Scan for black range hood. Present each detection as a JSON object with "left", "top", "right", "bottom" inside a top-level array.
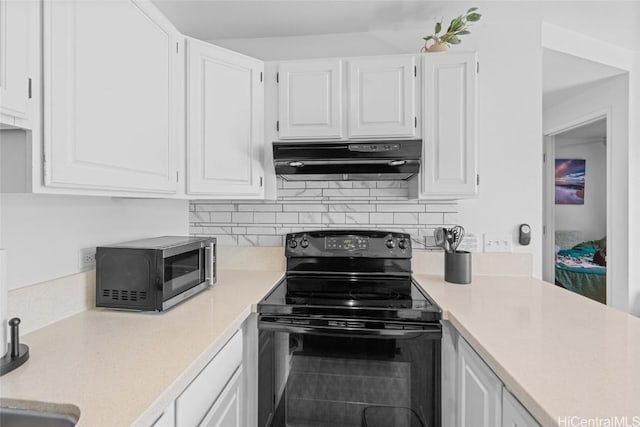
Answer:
[{"left": 273, "top": 139, "right": 422, "bottom": 181}]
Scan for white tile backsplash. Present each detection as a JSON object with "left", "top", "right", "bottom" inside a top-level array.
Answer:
[{"left": 190, "top": 179, "right": 458, "bottom": 249}]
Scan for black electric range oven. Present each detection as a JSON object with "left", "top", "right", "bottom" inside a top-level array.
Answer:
[{"left": 258, "top": 230, "right": 442, "bottom": 427}]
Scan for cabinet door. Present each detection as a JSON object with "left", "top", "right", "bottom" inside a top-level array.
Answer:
[
  {"left": 175, "top": 331, "right": 243, "bottom": 427},
  {"left": 200, "top": 367, "right": 243, "bottom": 427},
  {"left": 348, "top": 56, "right": 416, "bottom": 138},
  {"left": 458, "top": 335, "right": 502, "bottom": 427},
  {"left": 187, "top": 39, "right": 264, "bottom": 198},
  {"left": 0, "top": 0, "right": 32, "bottom": 128},
  {"left": 502, "top": 388, "right": 541, "bottom": 427},
  {"left": 441, "top": 322, "right": 458, "bottom": 427},
  {"left": 43, "top": 0, "right": 179, "bottom": 193},
  {"left": 421, "top": 53, "right": 477, "bottom": 198},
  {"left": 153, "top": 403, "right": 175, "bottom": 427},
  {"left": 278, "top": 60, "right": 343, "bottom": 139}
]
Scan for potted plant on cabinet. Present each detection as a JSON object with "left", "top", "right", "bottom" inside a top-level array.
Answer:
[{"left": 422, "top": 7, "right": 482, "bottom": 52}]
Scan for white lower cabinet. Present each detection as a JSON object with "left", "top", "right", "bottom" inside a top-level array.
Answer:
[
  {"left": 502, "top": 388, "right": 540, "bottom": 427},
  {"left": 175, "top": 331, "right": 243, "bottom": 426},
  {"left": 443, "top": 322, "right": 541, "bottom": 427},
  {"left": 152, "top": 403, "right": 175, "bottom": 427},
  {"left": 199, "top": 367, "right": 243, "bottom": 427},
  {"left": 458, "top": 334, "right": 502, "bottom": 427}
]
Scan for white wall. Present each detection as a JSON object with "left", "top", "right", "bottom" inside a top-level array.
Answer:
[
  {"left": 212, "top": 20, "right": 545, "bottom": 277},
  {"left": 554, "top": 140, "right": 607, "bottom": 242},
  {"left": 0, "top": 194, "right": 188, "bottom": 290},
  {"left": 544, "top": 75, "right": 629, "bottom": 313}
]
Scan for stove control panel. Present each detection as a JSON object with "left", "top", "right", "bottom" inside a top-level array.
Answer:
[{"left": 285, "top": 230, "right": 411, "bottom": 258}]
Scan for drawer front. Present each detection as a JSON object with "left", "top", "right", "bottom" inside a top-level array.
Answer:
[{"left": 176, "top": 330, "right": 243, "bottom": 426}]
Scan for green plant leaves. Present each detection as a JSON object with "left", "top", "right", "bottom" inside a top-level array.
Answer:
[
  {"left": 467, "top": 13, "right": 482, "bottom": 22},
  {"left": 467, "top": 7, "right": 478, "bottom": 13},
  {"left": 457, "top": 30, "right": 471, "bottom": 35},
  {"left": 423, "top": 36, "right": 434, "bottom": 41},
  {"left": 448, "top": 35, "right": 461, "bottom": 45},
  {"left": 435, "top": 21, "right": 442, "bottom": 33}
]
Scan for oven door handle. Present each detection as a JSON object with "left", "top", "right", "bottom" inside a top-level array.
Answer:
[{"left": 258, "top": 321, "right": 441, "bottom": 339}]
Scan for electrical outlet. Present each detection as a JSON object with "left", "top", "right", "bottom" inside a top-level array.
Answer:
[
  {"left": 79, "top": 247, "right": 96, "bottom": 270},
  {"left": 483, "top": 234, "right": 513, "bottom": 253}
]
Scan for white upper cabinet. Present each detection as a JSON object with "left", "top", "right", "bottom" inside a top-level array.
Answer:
[
  {"left": 0, "top": 0, "right": 33, "bottom": 128},
  {"left": 347, "top": 56, "right": 416, "bottom": 138},
  {"left": 187, "top": 39, "right": 264, "bottom": 198},
  {"left": 43, "top": 0, "right": 180, "bottom": 194},
  {"left": 277, "top": 60, "right": 343, "bottom": 139},
  {"left": 420, "top": 52, "right": 478, "bottom": 199},
  {"left": 458, "top": 335, "right": 502, "bottom": 427}
]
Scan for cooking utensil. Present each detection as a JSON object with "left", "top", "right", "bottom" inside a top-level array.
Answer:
[
  {"left": 450, "top": 225, "right": 465, "bottom": 252},
  {"left": 434, "top": 227, "right": 446, "bottom": 250}
]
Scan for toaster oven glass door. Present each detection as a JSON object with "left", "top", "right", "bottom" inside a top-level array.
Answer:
[{"left": 164, "top": 249, "right": 205, "bottom": 299}]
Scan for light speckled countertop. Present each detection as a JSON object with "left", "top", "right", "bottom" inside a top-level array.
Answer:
[
  {"left": 0, "top": 269, "right": 284, "bottom": 427},
  {"left": 415, "top": 273, "right": 640, "bottom": 427},
  {"left": 2, "top": 263, "right": 639, "bottom": 427}
]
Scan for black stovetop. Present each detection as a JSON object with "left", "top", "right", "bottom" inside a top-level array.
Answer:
[{"left": 258, "top": 230, "right": 441, "bottom": 322}]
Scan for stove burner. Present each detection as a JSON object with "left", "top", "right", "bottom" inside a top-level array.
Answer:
[{"left": 348, "top": 286, "right": 400, "bottom": 301}]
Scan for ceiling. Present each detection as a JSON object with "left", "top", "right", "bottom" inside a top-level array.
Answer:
[
  {"left": 556, "top": 118, "right": 606, "bottom": 143},
  {"left": 542, "top": 48, "right": 627, "bottom": 107},
  {"left": 152, "top": 1, "right": 640, "bottom": 49}
]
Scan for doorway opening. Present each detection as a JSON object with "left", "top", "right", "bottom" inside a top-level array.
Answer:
[{"left": 543, "top": 117, "right": 607, "bottom": 304}]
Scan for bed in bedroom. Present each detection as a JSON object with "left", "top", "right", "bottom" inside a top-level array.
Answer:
[{"left": 555, "top": 236, "right": 607, "bottom": 304}]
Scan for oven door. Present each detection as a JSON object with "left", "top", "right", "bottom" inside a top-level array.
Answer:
[{"left": 258, "top": 316, "right": 441, "bottom": 427}]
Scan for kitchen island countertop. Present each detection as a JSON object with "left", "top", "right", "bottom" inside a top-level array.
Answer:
[
  {"left": 2, "top": 264, "right": 639, "bottom": 427},
  {"left": 0, "top": 269, "right": 284, "bottom": 427},
  {"left": 414, "top": 273, "right": 640, "bottom": 427}
]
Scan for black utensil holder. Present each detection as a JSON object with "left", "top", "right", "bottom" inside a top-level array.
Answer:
[{"left": 444, "top": 251, "right": 472, "bottom": 284}]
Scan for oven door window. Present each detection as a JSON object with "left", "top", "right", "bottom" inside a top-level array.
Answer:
[
  {"left": 163, "top": 249, "right": 204, "bottom": 299},
  {"left": 260, "top": 327, "right": 440, "bottom": 427}
]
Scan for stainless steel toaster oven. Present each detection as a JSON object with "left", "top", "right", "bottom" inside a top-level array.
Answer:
[{"left": 96, "top": 236, "right": 216, "bottom": 311}]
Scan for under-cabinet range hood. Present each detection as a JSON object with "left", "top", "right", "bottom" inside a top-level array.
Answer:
[{"left": 273, "top": 139, "right": 422, "bottom": 181}]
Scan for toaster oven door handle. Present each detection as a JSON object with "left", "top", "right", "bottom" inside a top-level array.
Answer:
[{"left": 205, "top": 241, "right": 216, "bottom": 285}]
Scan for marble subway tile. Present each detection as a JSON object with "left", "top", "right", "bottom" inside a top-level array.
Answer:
[
  {"left": 419, "top": 212, "right": 444, "bottom": 224},
  {"left": 377, "top": 204, "right": 425, "bottom": 212},
  {"left": 276, "top": 212, "right": 299, "bottom": 223},
  {"left": 394, "top": 212, "right": 419, "bottom": 225},
  {"left": 322, "top": 188, "right": 369, "bottom": 197},
  {"left": 254, "top": 212, "right": 277, "bottom": 223},
  {"left": 328, "top": 204, "right": 376, "bottom": 212},
  {"left": 370, "top": 212, "right": 394, "bottom": 224},
  {"left": 195, "top": 203, "right": 237, "bottom": 212},
  {"left": 238, "top": 204, "right": 282, "bottom": 212},
  {"left": 277, "top": 188, "right": 323, "bottom": 198},
  {"left": 231, "top": 212, "right": 254, "bottom": 223},
  {"left": 189, "top": 211, "right": 210, "bottom": 223},
  {"left": 283, "top": 204, "right": 328, "bottom": 212},
  {"left": 210, "top": 212, "right": 232, "bottom": 223},
  {"left": 321, "top": 212, "right": 346, "bottom": 224},
  {"left": 345, "top": 212, "right": 369, "bottom": 224},
  {"left": 258, "top": 235, "right": 284, "bottom": 246},
  {"left": 281, "top": 180, "right": 305, "bottom": 189},
  {"left": 299, "top": 212, "right": 323, "bottom": 223},
  {"left": 328, "top": 181, "right": 354, "bottom": 188},
  {"left": 370, "top": 188, "right": 409, "bottom": 197}
]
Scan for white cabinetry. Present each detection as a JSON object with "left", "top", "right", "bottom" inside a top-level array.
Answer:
[
  {"left": 347, "top": 56, "right": 416, "bottom": 138},
  {"left": 420, "top": 52, "right": 477, "bottom": 199},
  {"left": 444, "top": 324, "right": 542, "bottom": 427},
  {"left": 200, "top": 367, "right": 243, "bottom": 427},
  {"left": 458, "top": 333, "right": 503, "bottom": 427},
  {"left": 43, "top": 0, "right": 180, "bottom": 194},
  {"left": 0, "top": 0, "right": 33, "bottom": 128},
  {"left": 277, "top": 60, "right": 343, "bottom": 139},
  {"left": 502, "top": 388, "right": 540, "bottom": 427},
  {"left": 152, "top": 403, "right": 175, "bottom": 427},
  {"left": 175, "top": 331, "right": 243, "bottom": 426},
  {"left": 187, "top": 39, "right": 264, "bottom": 198}
]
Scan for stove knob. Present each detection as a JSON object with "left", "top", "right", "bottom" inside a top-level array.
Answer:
[
  {"left": 398, "top": 239, "right": 408, "bottom": 250},
  {"left": 386, "top": 239, "right": 395, "bottom": 249},
  {"left": 300, "top": 239, "right": 309, "bottom": 249},
  {"left": 289, "top": 239, "right": 298, "bottom": 249}
]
